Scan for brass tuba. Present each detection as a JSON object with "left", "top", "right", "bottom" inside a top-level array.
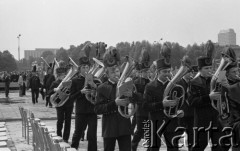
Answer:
[
  {"left": 210, "top": 47, "right": 236, "bottom": 120},
  {"left": 81, "top": 57, "right": 105, "bottom": 104},
  {"left": 163, "top": 56, "right": 192, "bottom": 118},
  {"left": 116, "top": 57, "right": 138, "bottom": 118},
  {"left": 50, "top": 57, "right": 79, "bottom": 107}
]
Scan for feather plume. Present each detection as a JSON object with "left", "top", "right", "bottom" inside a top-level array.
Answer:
[
  {"left": 96, "top": 42, "right": 107, "bottom": 60},
  {"left": 160, "top": 43, "right": 171, "bottom": 62},
  {"left": 58, "top": 60, "right": 65, "bottom": 67},
  {"left": 181, "top": 55, "right": 192, "bottom": 68},
  {"left": 103, "top": 47, "right": 120, "bottom": 67},
  {"left": 81, "top": 42, "right": 92, "bottom": 58},
  {"left": 205, "top": 40, "right": 215, "bottom": 59},
  {"left": 222, "top": 47, "right": 237, "bottom": 62},
  {"left": 139, "top": 48, "right": 150, "bottom": 63}
]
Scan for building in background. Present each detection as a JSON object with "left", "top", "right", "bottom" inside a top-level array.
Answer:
[
  {"left": 218, "top": 29, "right": 236, "bottom": 46},
  {"left": 24, "top": 48, "right": 58, "bottom": 60}
]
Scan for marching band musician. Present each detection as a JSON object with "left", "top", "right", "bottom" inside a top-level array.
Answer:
[
  {"left": 131, "top": 48, "right": 150, "bottom": 151},
  {"left": 188, "top": 55, "right": 227, "bottom": 151},
  {"left": 43, "top": 63, "right": 55, "bottom": 108},
  {"left": 94, "top": 47, "right": 132, "bottom": 151},
  {"left": 48, "top": 63, "right": 74, "bottom": 143},
  {"left": 70, "top": 56, "right": 98, "bottom": 151},
  {"left": 143, "top": 43, "right": 183, "bottom": 151},
  {"left": 220, "top": 48, "right": 240, "bottom": 151},
  {"left": 177, "top": 64, "right": 194, "bottom": 150}
]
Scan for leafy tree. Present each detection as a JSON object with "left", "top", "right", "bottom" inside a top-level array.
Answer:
[
  {"left": 0, "top": 50, "right": 17, "bottom": 72},
  {"left": 41, "top": 51, "right": 55, "bottom": 59},
  {"left": 56, "top": 47, "right": 69, "bottom": 63},
  {"left": 171, "top": 42, "right": 186, "bottom": 68}
]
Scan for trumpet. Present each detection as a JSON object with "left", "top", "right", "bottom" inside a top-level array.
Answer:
[
  {"left": 163, "top": 56, "right": 192, "bottom": 118},
  {"left": 116, "top": 57, "right": 138, "bottom": 118},
  {"left": 50, "top": 57, "right": 79, "bottom": 107},
  {"left": 81, "top": 58, "right": 105, "bottom": 104}
]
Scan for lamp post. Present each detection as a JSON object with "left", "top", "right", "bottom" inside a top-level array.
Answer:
[{"left": 17, "top": 34, "right": 21, "bottom": 61}]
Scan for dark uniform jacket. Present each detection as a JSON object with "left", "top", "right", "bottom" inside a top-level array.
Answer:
[
  {"left": 43, "top": 74, "right": 55, "bottom": 90},
  {"left": 48, "top": 79, "right": 74, "bottom": 107},
  {"left": 143, "top": 79, "right": 178, "bottom": 132},
  {"left": 134, "top": 77, "right": 150, "bottom": 117},
  {"left": 94, "top": 80, "right": 131, "bottom": 138},
  {"left": 69, "top": 75, "right": 95, "bottom": 114},
  {"left": 222, "top": 79, "right": 240, "bottom": 126},
  {"left": 177, "top": 78, "right": 194, "bottom": 117},
  {"left": 188, "top": 75, "right": 219, "bottom": 127}
]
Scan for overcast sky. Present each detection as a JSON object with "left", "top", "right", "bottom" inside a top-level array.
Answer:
[{"left": 0, "top": 0, "right": 239, "bottom": 60}]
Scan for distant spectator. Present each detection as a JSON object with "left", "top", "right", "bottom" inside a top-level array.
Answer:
[
  {"left": 43, "top": 67, "right": 55, "bottom": 108},
  {"left": 3, "top": 72, "right": 11, "bottom": 98},
  {"left": 29, "top": 66, "right": 41, "bottom": 104},
  {"left": 22, "top": 73, "right": 26, "bottom": 96},
  {"left": 18, "top": 73, "right": 23, "bottom": 97}
]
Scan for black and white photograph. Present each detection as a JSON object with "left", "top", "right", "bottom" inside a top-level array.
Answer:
[{"left": 0, "top": 0, "right": 240, "bottom": 151}]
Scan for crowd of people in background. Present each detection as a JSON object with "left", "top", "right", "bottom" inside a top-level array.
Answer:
[{"left": 0, "top": 70, "right": 44, "bottom": 99}]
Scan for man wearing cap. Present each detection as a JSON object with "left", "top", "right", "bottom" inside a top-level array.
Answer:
[
  {"left": 43, "top": 66, "right": 55, "bottom": 108},
  {"left": 95, "top": 47, "right": 131, "bottom": 151},
  {"left": 70, "top": 56, "right": 98, "bottom": 150},
  {"left": 143, "top": 44, "right": 183, "bottom": 151},
  {"left": 131, "top": 48, "right": 151, "bottom": 151},
  {"left": 48, "top": 65, "right": 74, "bottom": 143},
  {"left": 29, "top": 65, "right": 41, "bottom": 104},
  {"left": 188, "top": 56, "right": 226, "bottom": 151}
]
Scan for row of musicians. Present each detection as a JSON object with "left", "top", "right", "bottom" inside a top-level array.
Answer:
[{"left": 46, "top": 55, "right": 240, "bottom": 151}]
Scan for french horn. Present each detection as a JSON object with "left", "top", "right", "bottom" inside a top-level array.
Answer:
[{"left": 163, "top": 56, "right": 192, "bottom": 118}]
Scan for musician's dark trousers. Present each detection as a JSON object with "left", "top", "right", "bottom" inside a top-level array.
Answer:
[
  {"left": 104, "top": 135, "right": 131, "bottom": 151},
  {"left": 179, "top": 116, "right": 194, "bottom": 150},
  {"left": 191, "top": 125, "right": 229, "bottom": 151},
  {"left": 232, "top": 122, "right": 240, "bottom": 151},
  {"left": 56, "top": 105, "right": 73, "bottom": 142},
  {"left": 147, "top": 119, "right": 180, "bottom": 151},
  {"left": 131, "top": 114, "right": 137, "bottom": 134},
  {"left": 31, "top": 89, "right": 39, "bottom": 104},
  {"left": 131, "top": 116, "right": 148, "bottom": 151},
  {"left": 5, "top": 84, "right": 9, "bottom": 97},
  {"left": 71, "top": 113, "right": 97, "bottom": 150},
  {"left": 45, "top": 88, "right": 52, "bottom": 107}
]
